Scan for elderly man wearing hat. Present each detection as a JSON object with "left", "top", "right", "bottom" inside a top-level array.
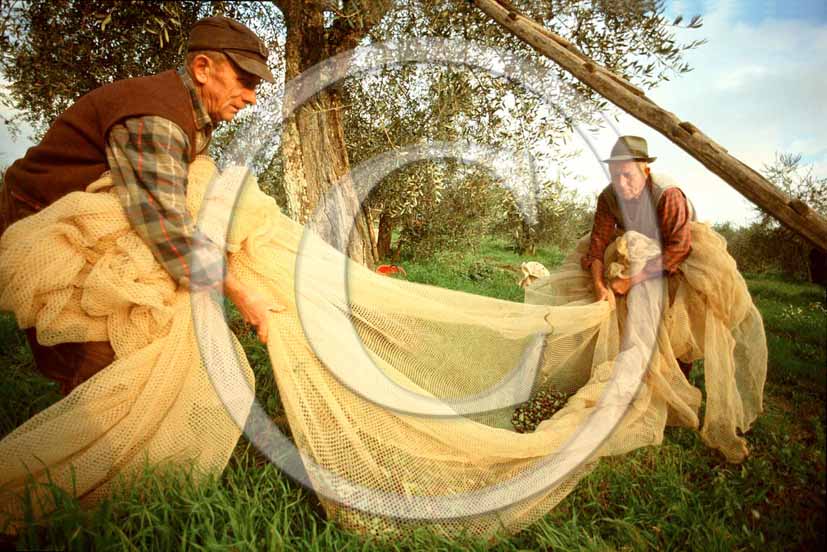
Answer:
[
  {"left": 0, "top": 16, "right": 279, "bottom": 395},
  {"left": 582, "top": 136, "right": 696, "bottom": 371},
  {"left": 582, "top": 136, "right": 696, "bottom": 298}
]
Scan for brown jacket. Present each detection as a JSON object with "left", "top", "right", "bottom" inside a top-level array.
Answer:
[{"left": 3, "top": 70, "right": 198, "bottom": 217}]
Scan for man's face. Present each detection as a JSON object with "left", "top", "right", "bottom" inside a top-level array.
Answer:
[
  {"left": 609, "top": 160, "right": 649, "bottom": 200},
  {"left": 196, "top": 55, "right": 260, "bottom": 124}
]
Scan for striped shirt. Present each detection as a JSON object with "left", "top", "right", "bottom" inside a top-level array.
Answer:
[
  {"left": 105, "top": 67, "right": 224, "bottom": 289},
  {"left": 581, "top": 186, "right": 692, "bottom": 275}
]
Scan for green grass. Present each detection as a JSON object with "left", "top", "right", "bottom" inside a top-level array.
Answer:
[
  {"left": 0, "top": 239, "right": 824, "bottom": 550},
  {"left": 744, "top": 275, "right": 826, "bottom": 391},
  {"left": 399, "top": 236, "right": 566, "bottom": 302}
]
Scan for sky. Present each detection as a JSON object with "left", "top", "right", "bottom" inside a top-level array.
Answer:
[
  {"left": 562, "top": 0, "right": 827, "bottom": 226},
  {"left": 1, "top": 0, "right": 825, "bottom": 227}
]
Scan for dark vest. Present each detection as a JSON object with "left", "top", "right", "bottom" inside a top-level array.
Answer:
[
  {"left": 4, "top": 70, "right": 198, "bottom": 212},
  {"left": 598, "top": 174, "right": 696, "bottom": 240}
]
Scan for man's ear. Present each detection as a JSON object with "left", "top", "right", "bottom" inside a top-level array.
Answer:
[{"left": 190, "top": 54, "right": 211, "bottom": 85}]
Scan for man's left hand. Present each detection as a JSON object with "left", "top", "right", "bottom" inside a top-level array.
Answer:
[
  {"left": 235, "top": 289, "right": 285, "bottom": 343},
  {"left": 223, "top": 273, "right": 285, "bottom": 344}
]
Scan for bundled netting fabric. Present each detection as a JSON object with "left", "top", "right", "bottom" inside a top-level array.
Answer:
[{"left": 0, "top": 158, "right": 766, "bottom": 537}]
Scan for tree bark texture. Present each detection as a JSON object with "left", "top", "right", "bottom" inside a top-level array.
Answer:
[
  {"left": 474, "top": 0, "right": 827, "bottom": 253},
  {"left": 279, "top": 1, "right": 377, "bottom": 267},
  {"left": 517, "top": 219, "right": 536, "bottom": 255},
  {"left": 377, "top": 211, "right": 394, "bottom": 260}
]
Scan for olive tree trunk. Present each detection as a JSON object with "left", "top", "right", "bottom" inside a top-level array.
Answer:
[
  {"left": 376, "top": 211, "right": 395, "bottom": 260},
  {"left": 278, "top": 0, "right": 389, "bottom": 267}
]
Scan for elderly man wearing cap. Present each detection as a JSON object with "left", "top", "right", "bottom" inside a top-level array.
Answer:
[{"left": 0, "top": 16, "right": 278, "bottom": 395}]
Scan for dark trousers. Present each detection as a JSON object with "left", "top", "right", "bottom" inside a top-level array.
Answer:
[
  {"left": 1, "top": 180, "right": 115, "bottom": 395},
  {"left": 24, "top": 329, "right": 115, "bottom": 395}
]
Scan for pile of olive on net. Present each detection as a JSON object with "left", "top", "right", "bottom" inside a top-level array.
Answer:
[{"left": 511, "top": 388, "right": 572, "bottom": 433}]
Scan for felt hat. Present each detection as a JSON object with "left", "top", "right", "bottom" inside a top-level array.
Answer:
[{"left": 602, "top": 135, "right": 657, "bottom": 163}]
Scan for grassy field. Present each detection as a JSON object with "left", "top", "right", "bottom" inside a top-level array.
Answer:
[{"left": 0, "top": 237, "right": 824, "bottom": 550}]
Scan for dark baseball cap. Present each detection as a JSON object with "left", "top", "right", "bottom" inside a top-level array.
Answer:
[{"left": 188, "top": 16, "right": 274, "bottom": 83}]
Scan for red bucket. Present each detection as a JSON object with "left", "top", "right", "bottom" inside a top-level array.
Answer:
[{"left": 375, "top": 264, "right": 407, "bottom": 278}]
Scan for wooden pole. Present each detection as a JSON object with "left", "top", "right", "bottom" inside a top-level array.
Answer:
[{"left": 473, "top": 0, "right": 827, "bottom": 253}]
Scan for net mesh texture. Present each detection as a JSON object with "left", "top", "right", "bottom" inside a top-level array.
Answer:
[{"left": 0, "top": 158, "right": 767, "bottom": 537}]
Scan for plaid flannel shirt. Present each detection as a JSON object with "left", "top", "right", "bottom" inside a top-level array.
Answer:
[
  {"left": 106, "top": 67, "right": 224, "bottom": 289},
  {"left": 581, "top": 186, "right": 692, "bottom": 275}
]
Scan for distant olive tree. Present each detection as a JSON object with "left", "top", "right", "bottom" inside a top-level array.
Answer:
[
  {"left": 343, "top": 0, "right": 705, "bottom": 260},
  {"left": 718, "top": 153, "right": 827, "bottom": 282}
]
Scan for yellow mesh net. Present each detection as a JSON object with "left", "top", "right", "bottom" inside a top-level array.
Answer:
[{"left": 0, "top": 158, "right": 767, "bottom": 537}]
